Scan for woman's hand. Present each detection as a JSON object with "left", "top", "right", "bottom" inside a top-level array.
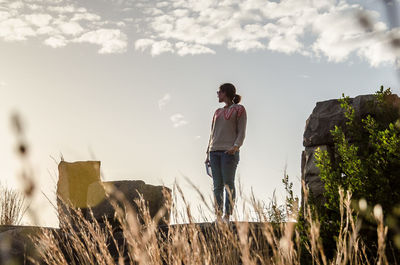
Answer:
[{"left": 225, "top": 146, "right": 239, "bottom": 155}]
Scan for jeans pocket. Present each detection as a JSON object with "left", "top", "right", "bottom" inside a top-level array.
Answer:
[
  {"left": 235, "top": 151, "right": 240, "bottom": 163},
  {"left": 225, "top": 152, "right": 238, "bottom": 164}
]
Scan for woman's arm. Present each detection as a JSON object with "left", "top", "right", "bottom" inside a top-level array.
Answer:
[
  {"left": 233, "top": 105, "right": 247, "bottom": 148},
  {"left": 206, "top": 111, "right": 216, "bottom": 156}
]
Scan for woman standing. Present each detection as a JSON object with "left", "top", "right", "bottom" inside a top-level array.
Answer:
[{"left": 205, "top": 83, "right": 247, "bottom": 223}]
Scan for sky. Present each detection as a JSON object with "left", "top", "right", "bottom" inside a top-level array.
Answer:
[{"left": 1, "top": 0, "right": 400, "bottom": 227}]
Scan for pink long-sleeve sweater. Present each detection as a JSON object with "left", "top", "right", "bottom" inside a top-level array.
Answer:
[{"left": 206, "top": 103, "right": 247, "bottom": 155}]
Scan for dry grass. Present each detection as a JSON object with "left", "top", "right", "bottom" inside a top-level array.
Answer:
[
  {"left": 24, "top": 179, "right": 393, "bottom": 265},
  {"left": 0, "top": 184, "right": 27, "bottom": 225},
  {"left": 6, "top": 112, "right": 394, "bottom": 264}
]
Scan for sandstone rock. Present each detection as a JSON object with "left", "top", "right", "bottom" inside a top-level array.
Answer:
[
  {"left": 303, "top": 94, "right": 400, "bottom": 147},
  {"left": 301, "top": 93, "right": 400, "bottom": 206},
  {"left": 304, "top": 175, "right": 326, "bottom": 203},
  {"left": 0, "top": 225, "right": 20, "bottom": 233},
  {"left": 57, "top": 160, "right": 102, "bottom": 209},
  {"left": 303, "top": 98, "right": 346, "bottom": 147},
  {"left": 301, "top": 145, "right": 331, "bottom": 205},
  {"left": 0, "top": 226, "right": 44, "bottom": 264},
  {"left": 57, "top": 160, "right": 103, "bottom": 229},
  {"left": 302, "top": 145, "right": 328, "bottom": 177},
  {"left": 57, "top": 161, "right": 172, "bottom": 228},
  {"left": 0, "top": 223, "right": 276, "bottom": 265},
  {"left": 86, "top": 180, "right": 172, "bottom": 227}
]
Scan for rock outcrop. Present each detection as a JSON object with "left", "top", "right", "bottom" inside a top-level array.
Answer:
[
  {"left": 57, "top": 160, "right": 103, "bottom": 228},
  {"left": 301, "top": 94, "right": 400, "bottom": 205},
  {"left": 87, "top": 180, "right": 171, "bottom": 227},
  {"left": 0, "top": 226, "right": 51, "bottom": 265},
  {"left": 57, "top": 160, "right": 172, "bottom": 228},
  {"left": 0, "top": 222, "right": 272, "bottom": 264}
]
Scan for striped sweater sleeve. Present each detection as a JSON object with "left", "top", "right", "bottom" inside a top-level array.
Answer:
[
  {"left": 233, "top": 105, "right": 247, "bottom": 148},
  {"left": 206, "top": 111, "right": 216, "bottom": 155}
]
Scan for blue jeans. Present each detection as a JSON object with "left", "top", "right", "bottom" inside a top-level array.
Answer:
[{"left": 209, "top": 150, "right": 240, "bottom": 216}]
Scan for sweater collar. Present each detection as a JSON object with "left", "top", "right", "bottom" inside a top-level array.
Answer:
[{"left": 223, "top": 103, "right": 236, "bottom": 109}]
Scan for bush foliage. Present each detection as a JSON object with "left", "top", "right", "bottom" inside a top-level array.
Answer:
[{"left": 308, "top": 86, "right": 400, "bottom": 259}]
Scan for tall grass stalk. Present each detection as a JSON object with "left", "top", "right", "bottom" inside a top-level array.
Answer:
[
  {"left": 27, "top": 177, "right": 392, "bottom": 265},
  {"left": 0, "top": 184, "right": 26, "bottom": 225}
]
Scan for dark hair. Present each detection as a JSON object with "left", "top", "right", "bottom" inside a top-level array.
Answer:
[{"left": 219, "top": 83, "right": 242, "bottom": 104}]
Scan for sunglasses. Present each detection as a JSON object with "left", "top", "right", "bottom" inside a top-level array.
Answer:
[{"left": 217, "top": 91, "right": 223, "bottom": 94}]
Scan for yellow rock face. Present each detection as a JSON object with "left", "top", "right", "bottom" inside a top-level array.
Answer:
[
  {"left": 86, "top": 181, "right": 107, "bottom": 208},
  {"left": 57, "top": 161, "right": 102, "bottom": 208}
]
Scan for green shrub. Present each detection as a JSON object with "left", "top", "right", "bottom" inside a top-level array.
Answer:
[{"left": 305, "top": 86, "right": 400, "bottom": 260}]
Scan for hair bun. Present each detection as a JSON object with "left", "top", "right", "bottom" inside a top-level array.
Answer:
[{"left": 233, "top": 93, "right": 241, "bottom": 104}]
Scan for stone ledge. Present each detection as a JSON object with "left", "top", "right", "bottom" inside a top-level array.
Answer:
[{"left": 0, "top": 222, "right": 283, "bottom": 264}]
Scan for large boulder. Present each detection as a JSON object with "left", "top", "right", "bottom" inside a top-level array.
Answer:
[
  {"left": 57, "top": 161, "right": 172, "bottom": 228},
  {"left": 301, "top": 145, "right": 332, "bottom": 206},
  {"left": 303, "top": 98, "right": 347, "bottom": 147},
  {"left": 57, "top": 160, "right": 103, "bottom": 228},
  {"left": 0, "top": 226, "right": 47, "bottom": 264},
  {"left": 57, "top": 160, "right": 102, "bottom": 208},
  {"left": 301, "top": 93, "right": 400, "bottom": 205},
  {"left": 0, "top": 223, "right": 274, "bottom": 265},
  {"left": 303, "top": 94, "right": 400, "bottom": 147},
  {"left": 86, "top": 180, "right": 172, "bottom": 227}
]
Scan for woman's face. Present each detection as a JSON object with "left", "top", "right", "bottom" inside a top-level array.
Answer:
[{"left": 217, "top": 89, "right": 225, "bottom": 102}]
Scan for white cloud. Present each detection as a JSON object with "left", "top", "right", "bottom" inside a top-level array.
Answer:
[
  {"left": 0, "top": 11, "right": 10, "bottom": 21},
  {"left": 123, "top": 17, "right": 134, "bottom": 23},
  {"left": 156, "top": 2, "right": 169, "bottom": 8},
  {"left": 170, "top": 113, "right": 188, "bottom": 128},
  {"left": 115, "top": 21, "right": 126, "bottom": 27},
  {"left": 0, "top": 18, "right": 36, "bottom": 41},
  {"left": 143, "top": 7, "right": 164, "bottom": 16},
  {"left": 8, "top": 1, "right": 24, "bottom": 9},
  {"left": 158, "top": 93, "right": 171, "bottom": 110},
  {"left": 36, "top": 0, "right": 64, "bottom": 3},
  {"left": 26, "top": 4, "right": 43, "bottom": 11},
  {"left": 175, "top": 42, "right": 215, "bottom": 55},
  {"left": 227, "top": 40, "right": 265, "bottom": 52},
  {"left": 0, "top": 0, "right": 398, "bottom": 64},
  {"left": 47, "top": 5, "right": 76, "bottom": 14},
  {"left": 133, "top": 0, "right": 318, "bottom": 56},
  {"left": 57, "top": 21, "right": 84, "bottom": 36},
  {"left": 73, "top": 29, "right": 128, "bottom": 54},
  {"left": 307, "top": 4, "right": 397, "bottom": 66},
  {"left": 44, "top": 35, "right": 67, "bottom": 48},
  {"left": 24, "top": 14, "right": 52, "bottom": 27},
  {"left": 36, "top": 25, "right": 58, "bottom": 35},
  {"left": 268, "top": 34, "right": 302, "bottom": 54},
  {"left": 0, "top": 0, "right": 128, "bottom": 54},
  {"left": 131, "top": 0, "right": 400, "bottom": 66},
  {"left": 172, "top": 9, "right": 189, "bottom": 17},
  {"left": 135, "top": 38, "right": 155, "bottom": 51},
  {"left": 151, "top": 40, "right": 174, "bottom": 56},
  {"left": 135, "top": 38, "right": 174, "bottom": 56},
  {"left": 70, "top": 13, "right": 101, "bottom": 22}
]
